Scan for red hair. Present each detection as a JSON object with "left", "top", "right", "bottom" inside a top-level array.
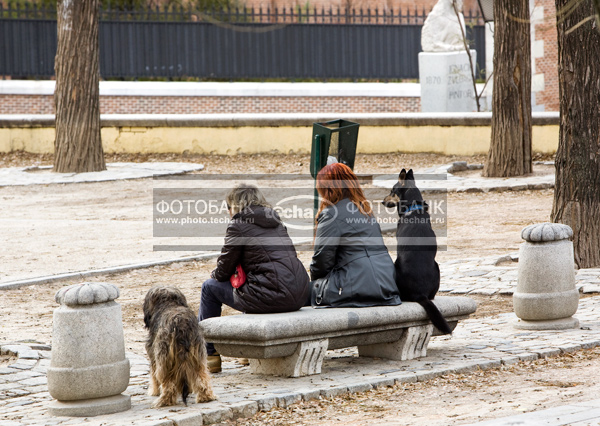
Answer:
[{"left": 315, "top": 163, "right": 372, "bottom": 221}]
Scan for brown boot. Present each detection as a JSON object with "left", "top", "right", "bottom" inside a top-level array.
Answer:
[
  {"left": 238, "top": 358, "right": 250, "bottom": 366},
  {"left": 207, "top": 353, "right": 222, "bottom": 373}
]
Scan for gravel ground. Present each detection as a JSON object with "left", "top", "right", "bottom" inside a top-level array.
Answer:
[
  {"left": 221, "top": 348, "right": 600, "bottom": 426},
  {"left": 0, "top": 151, "right": 554, "bottom": 282},
  {"left": 0, "top": 151, "right": 491, "bottom": 174},
  {"left": 4, "top": 150, "right": 588, "bottom": 426}
]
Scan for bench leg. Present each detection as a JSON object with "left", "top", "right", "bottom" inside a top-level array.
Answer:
[
  {"left": 357, "top": 325, "right": 434, "bottom": 361},
  {"left": 248, "top": 339, "right": 328, "bottom": 378}
]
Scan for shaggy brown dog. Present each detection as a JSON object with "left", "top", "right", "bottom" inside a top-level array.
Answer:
[{"left": 143, "top": 286, "right": 216, "bottom": 408}]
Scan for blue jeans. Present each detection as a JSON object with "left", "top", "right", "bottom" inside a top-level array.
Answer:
[{"left": 198, "top": 278, "right": 243, "bottom": 356}]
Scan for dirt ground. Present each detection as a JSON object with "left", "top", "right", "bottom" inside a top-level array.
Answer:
[
  {"left": 0, "top": 150, "right": 554, "bottom": 174},
  {"left": 223, "top": 348, "right": 600, "bottom": 426},
  {"left": 0, "top": 151, "right": 553, "bottom": 282},
  {"left": 4, "top": 151, "right": 593, "bottom": 426}
]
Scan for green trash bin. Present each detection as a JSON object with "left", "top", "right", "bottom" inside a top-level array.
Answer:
[{"left": 310, "top": 119, "right": 360, "bottom": 213}]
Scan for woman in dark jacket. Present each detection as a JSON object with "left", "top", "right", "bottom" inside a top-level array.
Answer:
[
  {"left": 199, "top": 184, "right": 310, "bottom": 372},
  {"left": 310, "top": 163, "right": 401, "bottom": 308}
]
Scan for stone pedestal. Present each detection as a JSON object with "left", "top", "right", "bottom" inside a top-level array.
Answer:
[
  {"left": 419, "top": 50, "right": 477, "bottom": 112},
  {"left": 249, "top": 339, "right": 328, "bottom": 378},
  {"left": 358, "top": 324, "right": 434, "bottom": 360},
  {"left": 514, "top": 223, "right": 579, "bottom": 330},
  {"left": 48, "top": 282, "right": 131, "bottom": 417}
]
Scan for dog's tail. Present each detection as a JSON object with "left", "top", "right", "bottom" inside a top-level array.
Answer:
[
  {"left": 415, "top": 297, "right": 452, "bottom": 335},
  {"left": 181, "top": 380, "right": 190, "bottom": 406},
  {"left": 168, "top": 327, "right": 194, "bottom": 406}
]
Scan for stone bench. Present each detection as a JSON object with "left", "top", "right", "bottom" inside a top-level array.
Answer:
[{"left": 200, "top": 296, "right": 477, "bottom": 377}]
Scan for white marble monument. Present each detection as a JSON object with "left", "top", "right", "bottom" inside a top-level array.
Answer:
[{"left": 419, "top": 0, "right": 477, "bottom": 112}]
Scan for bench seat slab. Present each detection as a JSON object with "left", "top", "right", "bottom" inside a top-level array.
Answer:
[{"left": 202, "top": 297, "right": 477, "bottom": 377}]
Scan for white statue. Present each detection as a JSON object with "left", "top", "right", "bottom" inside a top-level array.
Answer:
[{"left": 421, "top": 0, "right": 466, "bottom": 52}]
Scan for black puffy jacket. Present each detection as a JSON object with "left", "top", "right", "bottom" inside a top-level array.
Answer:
[{"left": 212, "top": 205, "right": 310, "bottom": 313}]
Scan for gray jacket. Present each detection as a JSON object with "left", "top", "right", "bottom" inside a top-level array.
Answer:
[{"left": 309, "top": 198, "right": 401, "bottom": 307}]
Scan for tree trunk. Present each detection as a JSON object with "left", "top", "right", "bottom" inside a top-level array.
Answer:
[
  {"left": 483, "top": 0, "right": 532, "bottom": 177},
  {"left": 551, "top": 0, "right": 600, "bottom": 268},
  {"left": 54, "top": 0, "right": 105, "bottom": 173}
]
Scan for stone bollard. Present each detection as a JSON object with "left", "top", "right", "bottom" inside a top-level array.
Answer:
[
  {"left": 47, "top": 282, "right": 131, "bottom": 417},
  {"left": 514, "top": 223, "right": 579, "bottom": 330}
]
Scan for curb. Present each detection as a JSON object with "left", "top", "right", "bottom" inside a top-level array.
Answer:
[
  {"left": 0, "top": 228, "right": 393, "bottom": 290},
  {"left": 0, "top": 112, "right": 560, "bottom": 128},
  {"left": 0, "top": 253, "right": 221, "bottom": 290}
]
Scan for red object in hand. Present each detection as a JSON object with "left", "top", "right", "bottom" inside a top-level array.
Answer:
[{"left": 230, "top": 265, "right": 246, "bottom": 288}]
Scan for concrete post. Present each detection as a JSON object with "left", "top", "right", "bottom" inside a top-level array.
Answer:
[
  {"left": 514, "top": 223, "right": 579, "bottom": 330},
  {"left": 47, "top": 282, "right": 131, "bottom": 417}
]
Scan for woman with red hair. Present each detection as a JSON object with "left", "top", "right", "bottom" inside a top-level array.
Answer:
[{"left": 309, "top": 163, "right": 401, "bottom": 307}]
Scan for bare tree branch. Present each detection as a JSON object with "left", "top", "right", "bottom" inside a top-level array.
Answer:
[
  {"left": 452, "top": 0, "right": 481, "bottom": 111},
  {"left": 565, "top": 14, "right": 596, "bottom": 33}
]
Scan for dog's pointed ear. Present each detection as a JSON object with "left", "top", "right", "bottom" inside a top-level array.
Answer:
[
  {"left": 398, "top": 169, "right": 407, "bottom": 182},
  {"left": 406, "top": 169, "right": 415, "bottom": 180}
]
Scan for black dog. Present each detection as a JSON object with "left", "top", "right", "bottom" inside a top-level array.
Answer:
[{"left": 383, "top": 169, "right": 452, "bottom": 334}]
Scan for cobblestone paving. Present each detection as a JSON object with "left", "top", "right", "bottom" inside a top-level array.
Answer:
[
  {"left": 3, "top": 268, "right": 600, "bottom": 426},
  {"left": 440, "top": 254, "right": 600, "bottom": 296},
  {"left": 2, "top": 161, "right": 596, "bottom": 425}
]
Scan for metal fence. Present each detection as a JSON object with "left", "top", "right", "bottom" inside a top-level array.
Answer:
[{"left": 0, "top": 4, "right": 486, "bottom": 80}]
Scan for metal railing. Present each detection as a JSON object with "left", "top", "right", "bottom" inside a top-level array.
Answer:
[
  {"left": 0, "top": 3, "right": 486, "bottom": 80},
  {"left": 0, "top": 2, "right": 485, "bottom": 24}
]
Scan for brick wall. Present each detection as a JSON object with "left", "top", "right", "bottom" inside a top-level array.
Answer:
[
  {"left": 0, "top": 95, "right": 53, "bottom": 115},
  {"left": 0, "top": 94, "right": 421, "bottom": 114},
  {"left": 534, "top": 0, "right": 559, "bottom": 111}
]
